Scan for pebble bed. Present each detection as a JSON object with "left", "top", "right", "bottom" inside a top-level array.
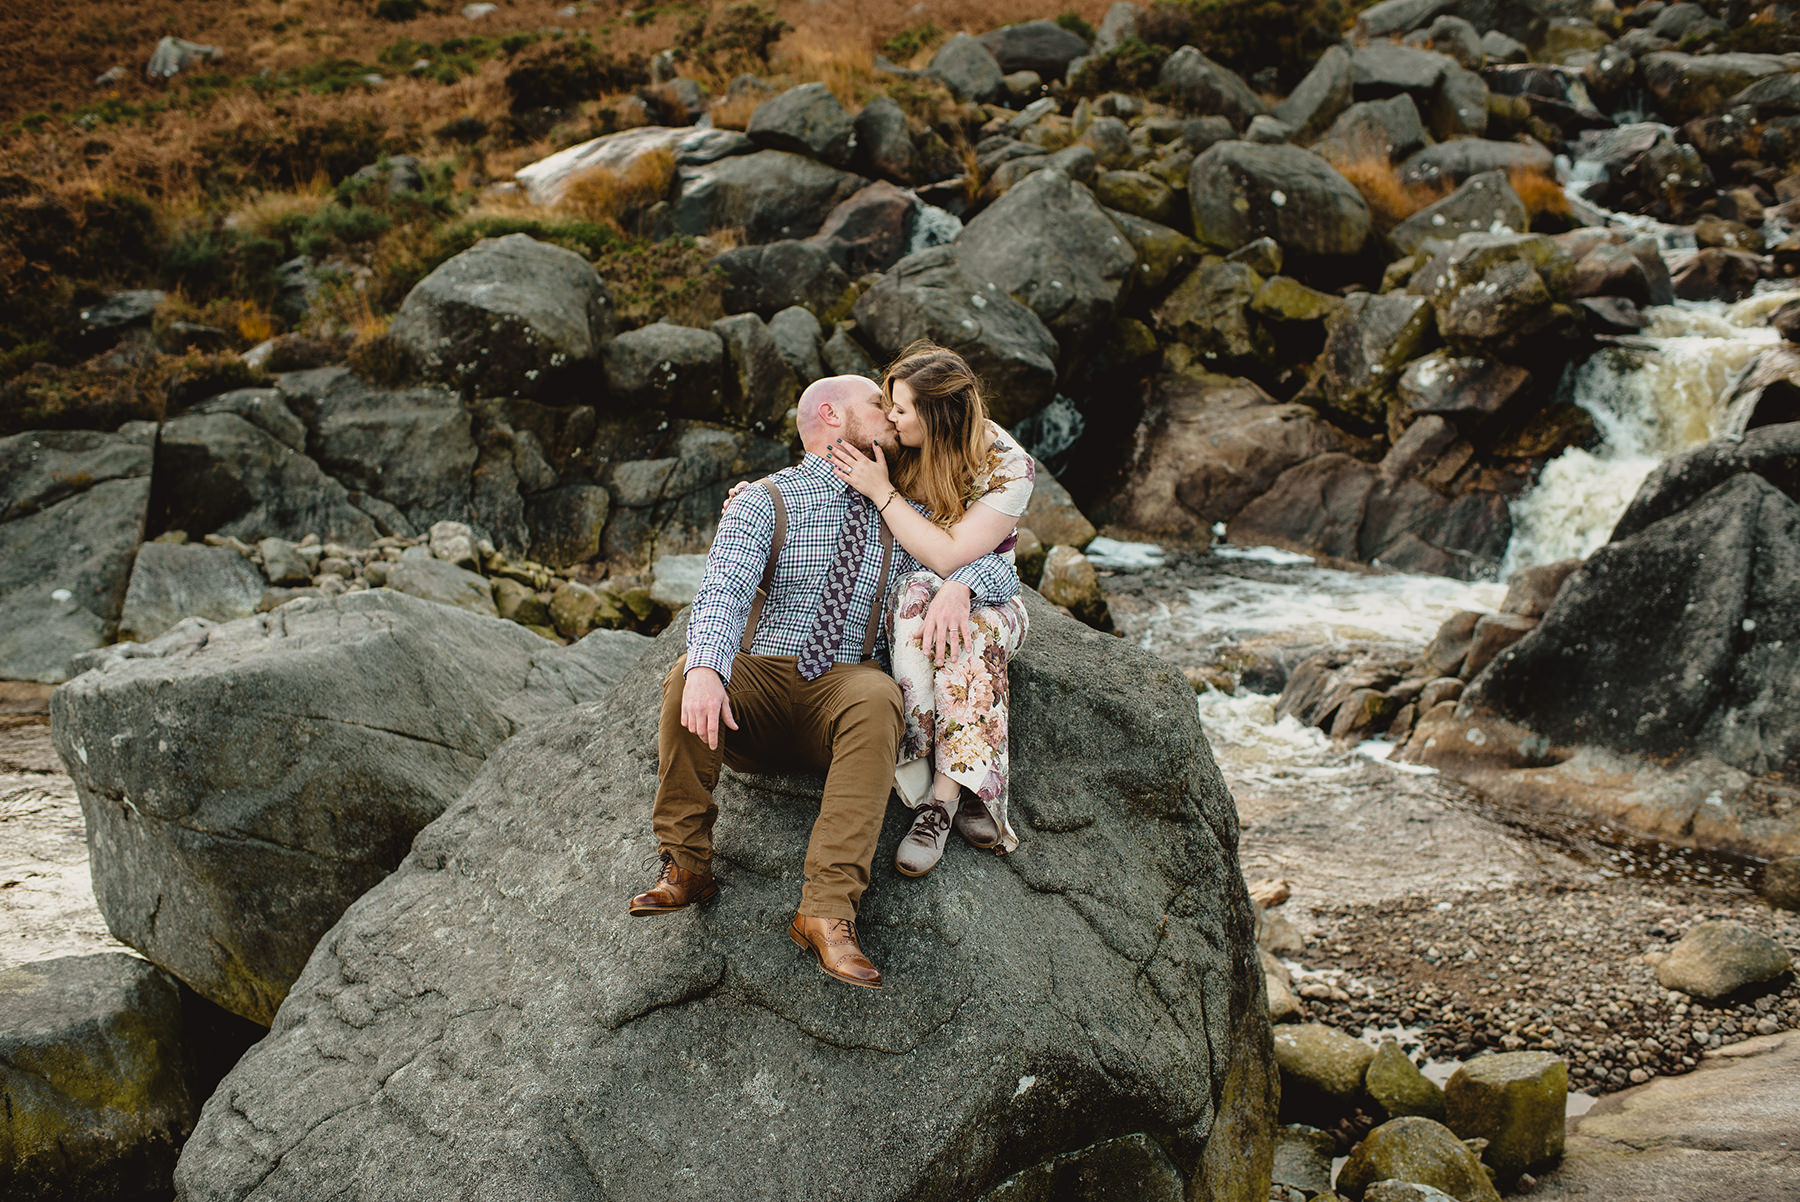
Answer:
[{"left": 1291, "top": 877, "right": 1800, "bottom": 1096}]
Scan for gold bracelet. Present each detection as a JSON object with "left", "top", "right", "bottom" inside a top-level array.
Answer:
[{"left": 878, "top": 487, "right": 900, "bottom": 513}]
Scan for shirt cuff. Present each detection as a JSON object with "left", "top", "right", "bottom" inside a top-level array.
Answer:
[{"left": 684, "top": 643, "right": 735, "bottom": 683}]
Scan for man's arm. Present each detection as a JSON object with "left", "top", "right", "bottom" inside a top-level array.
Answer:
[
  {"left": 684, "top": 484, "right": 777, "bottom": 683},
  {"left": 945, "top": 549, "right": 1019, "bottom": 608}
]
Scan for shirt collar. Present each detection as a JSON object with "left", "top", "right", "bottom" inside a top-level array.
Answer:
[{"left": 800, "top": 451, "right": 850, "bottom": 493}]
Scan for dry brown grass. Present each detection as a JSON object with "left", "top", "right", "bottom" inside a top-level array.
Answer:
[
  {"left": 706, "top": 91, "right": 763, "bottom": 131},
  {"left": 559, "top": 146, "right": 677, "bottom": 229},
  {"left": 1335, "top": 153, "right": 1452, "bottom": 231},
  {"left": 1509, "top": 166, "right": 1570, "bottom": 221}
]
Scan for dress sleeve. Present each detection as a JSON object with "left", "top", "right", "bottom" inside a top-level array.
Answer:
[{"left": 972, "top": 425, "right": 1036, "bottom": 519}]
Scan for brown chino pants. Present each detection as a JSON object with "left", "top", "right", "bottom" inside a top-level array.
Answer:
[{"left": 655, "top": 653, "right": 903, "bottom": 920}]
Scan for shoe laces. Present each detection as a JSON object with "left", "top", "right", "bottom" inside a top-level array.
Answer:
[
  {"left": 913, "top": 804, "right": 953, "bottom": 839},
  {"left": 641, "top": 850, "right": 676, "bottom": 883}
]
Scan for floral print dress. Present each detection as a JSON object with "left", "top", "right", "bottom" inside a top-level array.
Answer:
[{"left": 888, "top": 421, "right": 1034, "bottom": 853}]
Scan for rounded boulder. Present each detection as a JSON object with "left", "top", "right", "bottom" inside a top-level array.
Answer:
[{"left": 1189, "top": 142, "right": 1371, "bottom": 259}]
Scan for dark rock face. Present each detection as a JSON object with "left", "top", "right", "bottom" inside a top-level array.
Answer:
[
  {"left": 1576, "top": 123, "right": 1712, "bottom": 222},
  {"left": 1640, "top": 52, "right": 1790, "bottom": 122},
  {"left": 854, "top": 95, "right": 916, "bottom": 182},
  {"left": 52, "top": 591, "right": 652, "bottom": 1024},
  {"left": 1409, "top": 232, "right": 1573, "bottom": 355},
  {"left": 955, "top": 169, "right": 1138, "bottom": 357},
  {"left": 671, "top": 151, "right": 868, "bottom": 243},
  {"left": 1467, "top": 471, "right": 1800, "bottom": 776},
  {"left": 1314, "top": 95, "right": 1431, "bottom": 170},
  {"left": 389, "top": 234, "right": 616, "bottom": 400},
  {"left": 978, "top": 20, "right": 1090, "bottom": 79},
  {"left": 1672, "top": 248, "right": 1764, "bottom": 302},
  {"left": 746, "top": 82, "right": 855, "bottom": 167},
  {"left": 1096, "top": 374, "right": 1359, "bottom": 538},
  {"left": 172, "top": 596, "right": 1276, "bottom": 1202},
  {"left": 151, "top": 411, "right": 382, "bottom": 546},
  {"left": 0, "top": 954, "right": 195, "bottom": 1202},
  {"left": 853, "top": 245, "right": 1060, "bottom": 426},
  {"left": 1189, "top": 143, "right": 1371, "bottom": 259},
  {"left": 712, "top": 313, "right": 799, "bottom": 428},
  {"left": 1274, "top": 45, "right": 1355, "bottom": 143},
  {"left": 0, "top": 428, "right": 152, "bottom": 682},
  {"left": 1308, "top": 292, "right": 1437, "bottom": 427}
]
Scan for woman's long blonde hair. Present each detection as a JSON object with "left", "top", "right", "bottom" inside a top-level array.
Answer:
[{"left": 882, "top": 342, "right": 991, "bottom": 529}]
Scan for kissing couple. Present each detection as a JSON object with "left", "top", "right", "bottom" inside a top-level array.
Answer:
[{"left": 626, "top": 341, "right": 1038, "bottom": 989}]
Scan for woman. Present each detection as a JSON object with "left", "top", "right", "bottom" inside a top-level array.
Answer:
[{"left": 824, "top": 343, "right": 1034, "bottom": 876}]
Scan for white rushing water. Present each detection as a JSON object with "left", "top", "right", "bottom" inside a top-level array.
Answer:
[{"left": 1502, "top": 289, "right": 1800, "bottom": 572}]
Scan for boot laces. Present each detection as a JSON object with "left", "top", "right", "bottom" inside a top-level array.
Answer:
[{"left": 912, "top": 804, "right": 952, "bottom": 840}]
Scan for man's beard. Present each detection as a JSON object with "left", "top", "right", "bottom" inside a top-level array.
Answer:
[{"left": 850, "top": 420, "right": 898, "bottom": 456}]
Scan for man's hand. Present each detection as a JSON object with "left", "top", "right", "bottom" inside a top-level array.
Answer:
[
  {"left": 920, "top": 581, "right": 974, "bottom": 667},
  {"left": 681, "top": 666, "right": 738, "bottom": 750}
]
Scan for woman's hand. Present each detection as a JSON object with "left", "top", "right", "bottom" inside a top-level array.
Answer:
[
  {"left": 720, "top": 478, "right": 754, "bottom": 517},
  {"left": 920, "top": 580, "right": 974, "bottom": 667},
  {"left": 826, "top": 440, "right": 893, "bottom": 503}
]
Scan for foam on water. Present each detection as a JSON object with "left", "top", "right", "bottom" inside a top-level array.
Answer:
[
  {"left": 1084, "top": 537, "right": 1166, "bottom": 570},
  {"left": 1139, "top": 565, "right": 1505, "bottom": 655}
]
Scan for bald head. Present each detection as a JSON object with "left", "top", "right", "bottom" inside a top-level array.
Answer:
[{"left": 796, "top": 374, "right": 890, "bottom": 455}]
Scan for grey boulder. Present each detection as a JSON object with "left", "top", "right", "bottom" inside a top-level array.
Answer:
[
  {"left": 1159, "top": 47, "right": 1269, "bottom": 130},
  {"left": 389, "top": 233, "right": 616, "bottom": 399},
  {"left": 1399, "top": 138, "right": 1554, "bottom": 189},
  {"left": 0, "top": 428, "right": 152, "bottom": 682},
  {"left": 1389, "top": 170, "right": 1527, "bottom": 256},
  {"left": 1654, "top": 921, "right": 1793, "bottom": 1000},
  {"left": 673, "top": 150, "right": 868, "bottom": 242},
  {"left": 955, "top": 169, "right": 1138, "bottom": 357},
  {"left": 746, "top": 82, "right": 856, "bottom": 167},
  {"left": 978, "top": 20, "right": 1090, "bottom": 80},
  {"left": 600, "top": 322, "right": 726, "bottom": 421},
  {"left": 710, "top": 239, "right": 853, "bottom": 318},
  {"left": 712, "top": 312, "right": 800, "bottom": 428},
  {"left": 117, "top": 543, "right": 266, "bottom": 644},
  {"left": 171, "top": 595, "right": 1276, "bottom": 1201},
  {"left": 852, "top": 245, "right": 1060, "bottom": 426},
  {"left": 52, "top": 590, "right": 652, "bottom": 1023},
  {"left": 0, "top": 954, "right": 195, "bottom": 1201},
  {"left": 927, "top": 32, "right": 1006, "bottom": 103},
  {"left": 1274, "top": 45, "right": 1355, "bottom": 143},
  {"left": 600, "top": 425, "right": 793, "bottom": 563},
  {"left": 384, "top": 557, "right": 500, "bottom": 616},
  {"left": 1189, "top": 142, "right": 1371, "bottom": 258},
  {"left": 1465, "top": 470, "right": 1800, "bottom": 779}
]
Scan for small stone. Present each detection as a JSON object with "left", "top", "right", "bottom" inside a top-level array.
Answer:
[
  {"left": 1273, "top": 1022, "right": 1376, "bottom": 1102},
  {"left": 492, "top": 578, "right": 550, "bottom": 627},
  {"left": 257, "top": 538, "right": 311, "bottom": 587},
  {"left": 549, "top": 581, "right": 602, "bottom": 640},
  {"left": 1340, "top": 1117, "right": 1502, "bottom": 1202},
  {"left": 1444, "top": 1051, "right": 1568, "bottom": 1185},
  {"left": 1758, "top": 857, "right": 1800, "bottom": 911},
  {"left": 429, "top": 520, "right": 480, "bottom": 570}
]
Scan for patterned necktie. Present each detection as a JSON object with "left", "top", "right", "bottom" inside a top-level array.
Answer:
[{"left": 796, "top": 493, "right": 871, "bottom": 680}]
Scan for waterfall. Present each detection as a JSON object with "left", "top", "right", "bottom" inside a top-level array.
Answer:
[{"left": 1502, "top": 294, "right": 1795, "bottom": 573}]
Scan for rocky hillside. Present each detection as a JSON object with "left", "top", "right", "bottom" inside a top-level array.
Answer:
[{"left": 3, "top": 0, "right": 1799, "bottom": 673}]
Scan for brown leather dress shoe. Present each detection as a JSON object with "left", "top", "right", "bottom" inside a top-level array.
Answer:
[
  {"left": 788, "top": 914, "right": 882, "bottom": 989},
  {"left": 628, "top": 851, "right": 718, "bottom": 916},
  {"left": 954, "top": 798, "right": 1001, "bottom": 850}
]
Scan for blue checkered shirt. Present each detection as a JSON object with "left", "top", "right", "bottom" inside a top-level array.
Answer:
[{"left": 685, "top": 453, "right": 1021, "bottom": 681}]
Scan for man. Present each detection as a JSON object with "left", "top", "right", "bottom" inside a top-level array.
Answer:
[{"left": 627, "top": 375, "right": 1021, "bottom": 989}]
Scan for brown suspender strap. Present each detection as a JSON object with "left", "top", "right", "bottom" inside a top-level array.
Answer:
[
  {"left": 859, "top": 520, "right": 895, "bottom": 663},
  {"left": 739, "top": 480, "right": 786, "bottom": 653}
]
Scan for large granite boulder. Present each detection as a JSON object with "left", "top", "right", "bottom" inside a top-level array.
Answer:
[
  {"left": 853, "top": 245, "right": 1061, "bottom": 426},
  {"left": 927, "top": 32, "right": 1006, "bottom": 103},
  {"left": 671, "top": 150, "right": 868, "bottom": 242},
  {"left": 0, "top": 428, "right": 152, "bottom": 682},
  {"left": 1408, "top": 232, "right": 1572, "bottom": 355},
  {"left": 1189, "top": 143, "right": 1371, "bottom": 259},
  {"left": 1388, "top": 170, "right": 1527, "bottom": 256},
  {"left": 600, "top": 322, "right": 726, "bottom": 421},
  {"left": 712, "top": 312, "right": 800, "bottom": 428},
  {"left": 808, "top": 180, "right": 920, "bottom": 277},
  {"left": 0, "top": 954, "right": 195, "bottom": 1202},
  {"left": 746, "top": 82, "right": 855, "bottom": 167},
  {"left": 956, "top": 169, "right": 1138, "bottom": 358},
  {"left": 1464, "top": 470, "right": 1800, "bottom": 777},
  {"left": 172, "top": 596, "right": 1277, "bottom": 1201},
  {"left": 389, "top": 234, "right": 616, "bottom": 399},
  {"left": 52, "top": 590, "right": 652, "bottom": 1024},
  {"left": 116, "top": 543, "right": 265, "bottom": 644},
  {"left": 710, "top": 239, "right": 853, "bottom": 318},
  {"left": 1159, "top": 47, "right": 1269, "bottom": 130},
  {"left": 151, "top": 410, "right": 382, "bottom": 546},
  {"left": 1611, "top": 423, "right": 1800, "bottom": 540},
  {"left": 1274, "top": 45, "right": 1355, "bottom": 144},
  {"left": 1308, "top": 293, "right": 1437, "bottom": 427}
]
